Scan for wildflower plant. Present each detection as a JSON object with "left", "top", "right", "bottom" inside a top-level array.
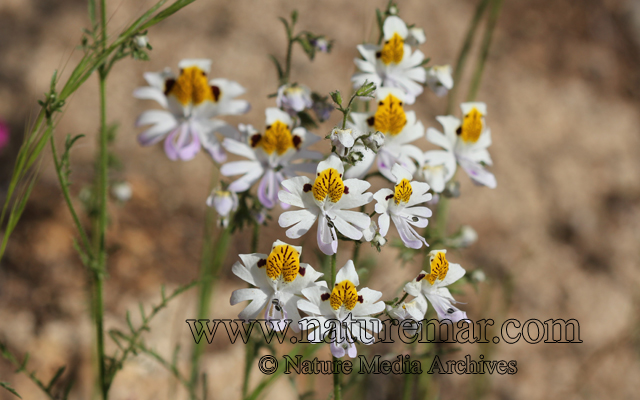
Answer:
[{"left": 0, "top": 1, "right": 504, "bottom": 400}]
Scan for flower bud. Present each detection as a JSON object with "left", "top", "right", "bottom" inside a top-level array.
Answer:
[
  {"left": 206, "top": 189, "right": 239, "bottom": 227},
  {"left": 364, "top": 131, "right": 384, "bottom": 152},
  {"left": 330, "top": 128, "right": 358, "bottom": 157},
  {"left": 446, "top": 225, "right": 478, "bottom": 248},
  {"left": 310, "top": 36, "right": 332, "bottom": 53},
  {"left": 133, "top": 35, "right": 149, "bottom": 49},
  {"left": 471, "top": 269, "right": 486, "bottom": 283},
  {"left": 330, "top": 90, "right": 343, "bottom": 106},
  {"left": 111, "top": 181, "right": 132, "bottom": 202}
]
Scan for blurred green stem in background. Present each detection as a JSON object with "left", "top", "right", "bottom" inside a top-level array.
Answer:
[
  {"left": 467, "top": 0, "right": 504, "bottom": 102},
  {"left": 189, "top": 220, "right": 232, "bottom": 396},
  {"left": 446, "top": 0, "right": 490, "bottom": 115}
]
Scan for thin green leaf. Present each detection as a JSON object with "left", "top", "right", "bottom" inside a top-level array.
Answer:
[{"left": 0, "top": 382, "right": 22, "bottom": 399}]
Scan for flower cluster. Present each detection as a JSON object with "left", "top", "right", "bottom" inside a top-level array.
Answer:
[{"left": 132, "top": 5, "right": 495, "bottom": 361}]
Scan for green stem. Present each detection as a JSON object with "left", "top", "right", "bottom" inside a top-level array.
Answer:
[
  {"left": 283, "top": 36, "right": 293, "bottom": 85},
  {"left": 242, "top": 338, "right": 256, "bottom": 398},
  {"left": 467, "top": 0, "right": 504, "bottom": 102},
  {"left": 352, "top": 242, "right": 361, "bottom": 268},
  {"left": 241, "top": 222, "right": 260, "bottom": 397},
  {"left": 189, "top": 226, "right": 232, "bottom": 394},
  {"left": 446, "top": 0, "right": 490, "bottom": 114},
  {"left": 92, "top": 1, "right": 109, "bottom": 397},
  {"left": 329, "top": 253, "right": 337, "bottom": 287},
  {"left": 330, "top": 252, "right": 340, "bottom": 400},
  {"left": 251, "top": 222, "right": 260, "bottom": 253},
  {"left": 333, "top": 364, "right": 342, "bottom": 400},
  {"left": 402, "top": 369, "right": 412, "bottom": 400},
  {"left": 50, "top": 136, "right": 93, "bottom": 256}
]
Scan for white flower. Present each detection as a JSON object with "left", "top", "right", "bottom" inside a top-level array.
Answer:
[
  {"left": 351, "top": 16, "right": 426, "bottom": 105},
  {"left": 373, "top": 164, "right": 432, "bottom": 249},
  {"left": 134, "top": 59, "right": 250, "bottom": 162},
  {"left": 206, "top": 188, "right": 239, "bottom": 228},
  {"left": 345, "top": 88, "right": 424, "bottom": 181},
  {"left": 278, "top": 155, "right": 372, "bottom": 255},
  {"left": 111, "top": 181, "right": 132, "bottom": 202},
  {"left": 230, "top": 240, "right": 323, "bottom": 332},
  {"left": 419, "top": 149, "right": 457, "bottom": 194},
  {"left": 426, "top": 65, "right": 453, "bottom": 97},
  {"left": 425, "top": 102, "right": 496, "bottom": 189},
  {"left": 298, "top": 260, "right": 385, "bottom": 358},
  {"left": 221, "top": 108, "right": 322, "bottom": 209},
  {"left": 404, "top": 250, "right": 468, "bottom": 323},
  {"left": 329, "top": 128, "right": 364, "bottom": 158},
  {"left": 276, "top": 84, "right": 313, "bottom": 115},
  {"left": 386, "top": 295, "right": 428, "bottom": 336},
  {"left": 406, "top": 27, "right": 426, "bottom": 46}
]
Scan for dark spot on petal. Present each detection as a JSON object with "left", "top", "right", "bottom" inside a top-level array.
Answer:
[
  {"left": 398, "top": 101, "right": 403, "bottom": 106},
  {"left": 201, "top": 70, "right": 207, "bottom": 76},
  {"left": 343, "top": 186, "right": 349, "bottom": 194},
  {"left": 303, "top": 184, "right": 312, "bottom": 192},
  {"left": 250, "top": 134, "right": 262, "bottom": 147},
  {"left": 211, "top": 85, "right": 221, "bottom": 102},
  {"left": 385, "top": 194, "right": 394, "bottom": 201},
  {"left": 164, "top": 78, "right": 176, "bottom": 95},
  {"left": 321, "top": 293, "right": 330, "bottom": 301},
  {"left": 456, "top": 126, "right": 462, "bottom": 135},
  {"left": 257, "top": 259, "right": 267, "bottom": 268},
  {"left": 375, "top": 51, "right": 382, "bottom": 58},
  {"left": 447, "top": 308, "right": 455, "bottom": 314},
  {"left": 299, "top": 267, "right": 306, "bottom": 276},
  {"left": 358, "top": 295, "right": 364, "bottom": 303},
  {"left": 366, "top": 116, "right": 375, "bottom": 126},
  {"left": 292, "top": 135, "right": 302, "bottom": 149},
  {"left": 416, "top": 273, "right": 426, "bottom": 282},
  {"left": 378, "top": 101, "right": 384, "bottom": 106},
  {"left": 266, "top": 125, "right": 272, "bottom": 130},
  {"left": 384, "top": 41, "right": 389, "bottom": 44}
]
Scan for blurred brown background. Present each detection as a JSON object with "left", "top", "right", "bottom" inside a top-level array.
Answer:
[{"left": 1, "top": 0, "right": 640, "bottom": 399}]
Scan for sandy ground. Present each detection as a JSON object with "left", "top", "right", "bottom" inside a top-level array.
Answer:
[{"left": 1, "top": 0, "right": 640, "bottom": 399}]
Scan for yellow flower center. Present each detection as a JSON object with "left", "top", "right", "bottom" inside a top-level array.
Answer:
[
  {"left": 460, "top": 107, "right": 484, "bottom": 143},
  {"left": 257, "top": 121, "right": 294, "bottom": 155},
  {"left": 330, "top": 280, "right": 358, "bottom": 310},
  {"left": 167, "top": 66, "right": 215, "bottom": 106},
  {"left": 426, "top": 251, "right": 449, "bottom": 285},
  {"left": 266, "top": 244, "right": 300, "bottom": 282},
  {"left": 394, "top": 178, "right": 413, "bottom": 205},
  {"left": 312, "top": 168, "right": 344, "bottom": 203},
  {"left": 380, "top": 33, "right": 404, "bottom": 65},
  {"left": 374, "top": 94, "right": 407, "bottom": 136}
]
